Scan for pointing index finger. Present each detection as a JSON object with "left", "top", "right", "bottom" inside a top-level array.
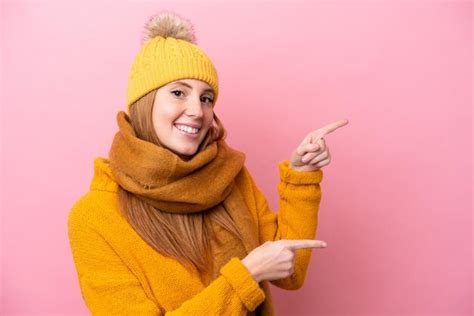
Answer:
[
  {"left": 282, "top": 239, "right": 328, "bottom": 250},
  {"left": 318, "top": 119, "right": 349, "bottom": 137}
]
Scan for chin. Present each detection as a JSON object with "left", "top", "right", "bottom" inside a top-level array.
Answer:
[
  {"left": 165, "top": 130, "right": 207, "bottom": 157},
  {"left": 171, "top": 144, "right": 199, "bottom": 158}
]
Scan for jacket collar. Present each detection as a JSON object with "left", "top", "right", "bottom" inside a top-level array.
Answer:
[{"left": 89, "top": 157, "right": 119, "bottom": 193}]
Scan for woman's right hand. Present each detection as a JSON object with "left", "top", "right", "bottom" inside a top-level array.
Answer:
[{"left": 241, "top": 239, "right": 327, "bottom": 283}]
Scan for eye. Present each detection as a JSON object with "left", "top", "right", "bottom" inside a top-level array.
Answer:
[
  {"left": 201, "top": 96, "right": 214, "bottom": 104},
  {"left": 171, "top": 90, "right": 183, "bottom": 97}
]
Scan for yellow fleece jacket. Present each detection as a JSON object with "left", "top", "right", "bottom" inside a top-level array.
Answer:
[{"left": 68, "top": 157, "right": 323, "bottom": 315}]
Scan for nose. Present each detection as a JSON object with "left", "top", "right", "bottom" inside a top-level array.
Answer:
[{"left": 184, "top": 96, "right": 203, "bottom": 118}]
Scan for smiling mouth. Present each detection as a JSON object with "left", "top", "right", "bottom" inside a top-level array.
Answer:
[{"left": 174, "top": 125, "right": 200, "bottom": 138}]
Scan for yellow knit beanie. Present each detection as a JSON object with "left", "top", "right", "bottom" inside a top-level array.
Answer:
[{"left": 126, "top": 12, "right": 219, "bottom": 113}]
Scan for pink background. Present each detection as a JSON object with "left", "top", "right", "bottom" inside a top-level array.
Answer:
[{"left": 1, "top": 0, "right": 472, "bottom": 315}]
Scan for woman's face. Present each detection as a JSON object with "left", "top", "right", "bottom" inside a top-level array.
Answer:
[{"left": 152, "top": 78, "right": 215, "bottom": 157}]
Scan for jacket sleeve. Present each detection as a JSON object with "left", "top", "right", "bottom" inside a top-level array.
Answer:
[
  {"left": 246, "top": 159, "right": 323, "bottom": 290},
  {"left": 68, "top": 206, "right": 265, "bottom": 315}
]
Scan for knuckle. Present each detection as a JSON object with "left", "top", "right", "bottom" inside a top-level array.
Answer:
[
  {"left": 287, "top": 251, "right": 295, "bottom": 260},
  {"left": 272, "top": 243, "right": 285, "bottom": 253},
  {"left": 273, "top": 240, "right": 282, "bottom": 247}
]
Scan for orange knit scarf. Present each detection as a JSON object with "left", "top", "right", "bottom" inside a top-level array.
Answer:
[{"left": 109, "top": 111, "right": 246, "bottom": 213}]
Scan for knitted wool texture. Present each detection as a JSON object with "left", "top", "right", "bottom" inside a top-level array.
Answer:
[
  {"left": 68, "top": 157, "right": 324, "bottom": 315},
  {"left": 126, "top": 36, "right": 219, "bottom": 113}
]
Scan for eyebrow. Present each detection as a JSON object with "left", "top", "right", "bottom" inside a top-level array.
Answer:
[{"left": 172, "top": 81, "right": 214, "bottom": 95}]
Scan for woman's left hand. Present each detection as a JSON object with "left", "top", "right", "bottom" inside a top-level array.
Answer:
[{"left": 289, "top": 119, "right": 349, "bottom": 172}]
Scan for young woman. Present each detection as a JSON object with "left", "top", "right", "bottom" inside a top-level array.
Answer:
[{"left": 68, "top": 11, "right": 348, "bottom": 315}]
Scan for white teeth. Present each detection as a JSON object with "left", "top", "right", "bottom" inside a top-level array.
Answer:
[{"left": 176, "top": 124, "right": 199, "bottom": 134}]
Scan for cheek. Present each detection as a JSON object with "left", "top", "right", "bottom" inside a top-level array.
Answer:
[
  {"left": 153, "top": 105, "right": 179, "bottom": 127},
  {"left": 204, "top": 111, "right": 215, "bottom": 129}
]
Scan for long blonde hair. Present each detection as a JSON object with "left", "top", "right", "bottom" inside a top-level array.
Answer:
[{"left": 117, "top": 88, "right": 244, "bottom": 274}]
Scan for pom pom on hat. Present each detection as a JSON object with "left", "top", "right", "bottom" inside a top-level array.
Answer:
[{"left": 141, "top": 11, "right": 196, "bottom": 44}]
